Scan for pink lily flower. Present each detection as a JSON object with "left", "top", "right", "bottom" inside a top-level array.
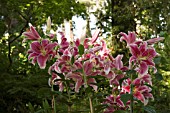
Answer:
[
  {"left": 58, "top": 32, "right": 69, "bottom": 53},
  {"left": 28, "top": 39, "right": 57, "bottom": 69},
  {"left": 50, "top": 73, "right": 64, "bottom": 91},
  {"left": 83, "top": 29, "right": 100, "bottom": 49},
  {"left": 99, "top": 40, "right": 110, "bottom": 58},
  {"left": 122, "top": 78, "right": 153, "bottom": 105},
  {"left": 133, "top": 85, "right": 153, "bottom": 105},
  {"left": 111, "top": 55, "right": 128, "bottom": 71},
  {"left": 66, "top": 72, "right": 84, "bottom": 92},
  {"left": 119, "top": 31, "right": 136, "bottom": 46},
  {"left": 23, "top": 25, "right": 41, "bottom": 40},
  {"left": 103, "top": 95, "right": 126, "bottom": 113},
  {"left": 129, "top": 42, "right": 157, "bottom": 75}
]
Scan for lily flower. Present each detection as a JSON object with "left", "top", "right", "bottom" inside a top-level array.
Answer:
[
  {"left": 50, "top": 73, "right": 64, "bottom": 91},
  {"left": 28, "top": 39, "right": 57, "bottom": 69},
  {"left": 129, "top": 42, "right": 157, "bottom": 75},
  {"left": 119, "top": 31, "right": 136, "bottom": 46},
  {"left": 99, "top": 40, "right": 110, "bottom": 58},
  {"left": 103, "top": 95, "right": 127, "bottom": 113},
  {"left": 122, "top": 78, "right": 153, "bottom": 105},
  {"left": 23, "top": 24, "right": 41, "bottom": 40}
]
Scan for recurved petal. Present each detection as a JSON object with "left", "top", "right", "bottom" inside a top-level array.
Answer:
[
  {"left": 30, "top": 41, "right": 41, "bottom": 53},
  {"left": 37, "top": 54, "right": 48, "bottom": 69},
  {"left": 31, "top": 57, "right": 37, "bottom": 65},
  {"left": 116, "top": 96, "right": 125, "bottom": 107},
  {"left": 28, "top": 53, "right": 38, "bottom": 60},
  {"left": 119, "top": 32, "right": 128, "bottom": 42},
  {"left": 75, "top": 79, "right": 83, "bottom": 92},
  {"left": 142, "top": 74, "right": 152, "bottom": 85},
  {"left": 107, "top": 71, "right": 115, "bottom": 79},
  {"left": 88, "top": 78, "right": 97, "bottom": 92},
  {"left": 59, "top": 82, "right": 64, "bottom": 92},
  {"left": 54, "top": 62, "right": 62, "bottom": 73}
]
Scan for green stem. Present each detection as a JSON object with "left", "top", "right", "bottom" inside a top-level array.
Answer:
[
  {"left": 65, "top": 82, "right": 72, "bottom": 112},
  {"left": 130, "top": 75, "right": 133, "bottom": 113},
  {"left": 82, "top": 70, "right": 93, "bottom": 113},
  {"left": 52, "top": 85, "right": 57, "bottom": 113},
  {"left": 89, "top": 96, "right": 94, "bottom": 113}
]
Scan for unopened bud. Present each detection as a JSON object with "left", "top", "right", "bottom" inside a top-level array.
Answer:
[{"left": 47, "top": 16, "right": 51, "bottom": 31}]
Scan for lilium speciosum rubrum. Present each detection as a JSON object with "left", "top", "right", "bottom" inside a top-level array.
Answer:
[
  {"left": 49, "top": 73, "right": 64, "bottom": 91},
  {"left": 119, "top": 31, "right": 136, "bottom": 46},
  {"left": 83, "top": 29, "right": 100, "bottom": 49},
  {"left": 28, "top": 39, "right": 57, "bottom": 69},
  {"left": 103, "top": 94, "right": 130, "bottom": 113},
  {"left": 129, "top": 42, "right": 157, "bottom": 75},
  {"left": 122, "top": 77, "right": 153, "bottom": 105},
  {"left": 23, "top": 24, "right": 41, "bottom": 41}
]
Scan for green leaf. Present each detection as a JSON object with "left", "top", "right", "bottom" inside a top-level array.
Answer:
[
  {"left": 43, "top": 99, "right": 50, "bottom": 109},
  {"left": 71, "top": 56, "right": 75, "bottom": 65},
  {"left": 94, "top": 104, "right": 108, "bottom": 112},
  {"left": 120, "top": 94, "right": 132, "bottom": 105},
  {"left": 28, "top": 102, "right": 34, "bottom": 113},
  {"left": 154, "top": 57, "right": 161, "bottom": 64},
  {"left": 155, "top": 73, "right": 163, "bottom": 81},
  {"left": 78, "top": 44, "right": 84, "bottom": 55},
  {"left": 143, "top": 106, "right": 156, "bottom": 113}
]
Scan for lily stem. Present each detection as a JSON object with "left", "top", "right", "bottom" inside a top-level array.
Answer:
[
  {"left": 89, "top": 96, "right": 94, "bottom": 113},
  {"left": 82, "top": 69, "right": 93, "bottom": 113},
  {"left": 52, "top": 85, "right": 56, "bottom": 113},
  {"left": 130, "top": 74, "right": 133, "bottom": 113}
]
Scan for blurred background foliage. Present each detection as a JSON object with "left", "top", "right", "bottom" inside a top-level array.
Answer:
[{"left": 0, "top": 0, "right": 170, "bottom": 112}]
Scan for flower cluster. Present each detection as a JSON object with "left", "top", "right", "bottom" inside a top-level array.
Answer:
[{"left": 23, "top": 19, "right": 163, "bottom": 112}]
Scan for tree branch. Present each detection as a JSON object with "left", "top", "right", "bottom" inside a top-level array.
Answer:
[{"left": 7, "top": 21, "right": 28, "bottom": 71}]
